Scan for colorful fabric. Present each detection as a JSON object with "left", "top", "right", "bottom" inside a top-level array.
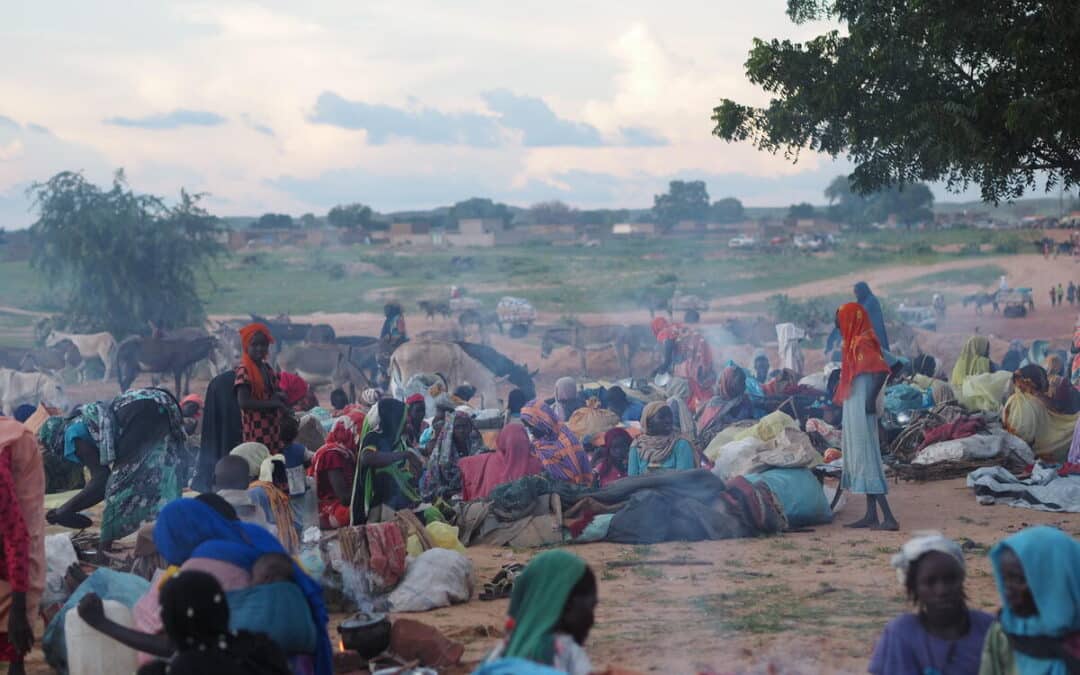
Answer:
[
  {"left": 1003, "top": 389, "right": 1078, "bottom": 462},
  {"left": 719, "top": 366, "right": 747, "bottom": 400},
  {"left": 950, "top": 336, "right": 993, "bottom": 388},
  {"left": 519, "top": 401, "right": 592, "bottom": 485},
  {"left": 834, "top": 302, "right": 890, "bottom": 404},
  {"left": 854, "top": 281, "right": 890, "bottom": 351},
  {"left": 277, "top": 372, "right": 308, "bottom": 408},
  {"left": 250, "top": 478, "right": 300, "bottom": 554},
  {"left": 990, "top": 526, "right": 1080, "bottom": 675},
  {"left": 459, "top": 423, "right": 544, "bottom": 501},
  {"left": 504, "top": 550, "right": 588, "bottom": 664},
  {"left": 153, "top": 498, "right": 332, "bottom": 675},
  {"left": 312, "top": 415, "right": 362, "bottom": 529},
  {"left": 420, "top": 411, "right": 481, "bottom": 501},
  {"left": 0, "top": 419, "right": 43, "bottom": 660},
  {"left": 628, "top": 438, "right": 694, "bottom": 476},
  {"left": 630, "top": 401, "right": 682, "bottom": 467},
  {"left": 352, "top": 399, "right": 419, "bottom": 524},
  {"left": 238, "top": 323, "right": 274, "bottom": 400},
  {"left": 593, "top": 428, "right": 633, "bottom": 487},
  {"left": 235, "top": 364, "right": 281, "bottom": 448}
]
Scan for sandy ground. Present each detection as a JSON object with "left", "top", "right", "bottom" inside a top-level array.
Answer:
[{"left": 23, "top": 251, "right": 1080, "bottom": 674}]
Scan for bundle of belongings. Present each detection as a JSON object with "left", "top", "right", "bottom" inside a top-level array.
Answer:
[
  {"left": 967, "top": 462, "right": 1080, "bottom": 513},
  {"left": 887, "top": 401, "right": 1036, "bottom": 480},
  {"left": 454, "top": 469, "right": 831, "bottom": 547}
]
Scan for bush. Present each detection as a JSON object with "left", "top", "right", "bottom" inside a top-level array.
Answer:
[
  {"left": 768, "top": 294, "right": 836, "bottom": 328},
  {"left": 993, "top": 235, "right": 1024, "bottom": 254}
]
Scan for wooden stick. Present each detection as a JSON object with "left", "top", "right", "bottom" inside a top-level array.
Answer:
[{"left": 605, "top": 559, "right": 714, "bottom": 568}]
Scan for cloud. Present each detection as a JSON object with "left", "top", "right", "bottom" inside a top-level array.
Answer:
[
  {"left": 241, "top": 114, "right": 274, "bottom": 137},
  {"left": 308, "top": 91, "right": 502, "bottom": 147},
  {"left": 617, "top": 126, "right": 667, "bottom": 147},
  {"left": 480, "top": 89, "right": 603, "bottom": 147},
  {"left": 104, "top": 109, "right": 227, "bottom": 130}
]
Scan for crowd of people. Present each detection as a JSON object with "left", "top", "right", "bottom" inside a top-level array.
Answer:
[{"left": 1, "top": 282, "right": 1080, "bottom": 673}]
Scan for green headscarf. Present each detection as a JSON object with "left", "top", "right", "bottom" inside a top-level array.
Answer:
[
  {"left": 351, "top": 399, "right": 418, "bottom": 524},
  {"left": 504, "top": 550, "right": 588, "bottom": 664},
  {"left": 950, "top": 335, "right": 992, "bottom": 387},
  {"left": 37, "top": 416, "right": 67, "bottom": 456}
]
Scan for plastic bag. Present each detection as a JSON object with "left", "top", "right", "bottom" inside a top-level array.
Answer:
[
  {"left": 389, "top": 549, "right": 474, "bottom": 613},
  {"left": 734, "top": 410, "right": 797, "bottom": 444},
  {"left": 43, "top": 533, "right": 78, "bottom": 609},
  {"left": 425, "top": 522, "right": 466, "bottom": 553}
]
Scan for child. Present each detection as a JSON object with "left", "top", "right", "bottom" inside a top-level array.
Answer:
[
  {"left": 980, "top": 526, "right": 1080, "bottom": 674},
  {"left": 330, "top": 389, "right": 349, "bottom": 415},
  {"left": 137, "top": 570, "right": 290, "bottom": 675},
  {"left": 250, "top": 552, "right": 294, "bottom": 587},
  {"left": 479, "top": 550, "right": 597, "bottom": 675},
  {"left": 870, "top": 533, "right": 993, "bottom": 674},
  {"left": 278, "top": 414, "right": 310, "bottom": 504}
]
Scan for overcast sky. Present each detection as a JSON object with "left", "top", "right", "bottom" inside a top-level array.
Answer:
[{"left": 0, "top": 1, "right": 981, "bottom": 227}]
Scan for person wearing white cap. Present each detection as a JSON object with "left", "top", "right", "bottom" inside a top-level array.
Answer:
[{"left": 869, "top": 532, "right": 994, "bottom": 674}]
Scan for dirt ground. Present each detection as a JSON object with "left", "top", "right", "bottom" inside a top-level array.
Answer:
[{"left": 25, "top": 251, "right": 1080, "bottom": 674}]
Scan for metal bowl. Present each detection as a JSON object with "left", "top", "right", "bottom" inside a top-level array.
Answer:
[{"left": 338, "top": 612, "right": 391, "bottom": 660}]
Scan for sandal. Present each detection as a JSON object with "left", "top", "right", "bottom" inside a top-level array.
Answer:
[{"left": 479, "top": 563, "right": 524, "bottom": 601}]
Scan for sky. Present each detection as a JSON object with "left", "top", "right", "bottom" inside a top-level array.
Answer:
[{"left": 0, "top": 1, "right": 979, "bottom": 228}]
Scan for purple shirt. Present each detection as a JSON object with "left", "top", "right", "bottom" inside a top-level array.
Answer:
[{"left": 869, "top": 610, "right": 994, "bottom": 675}]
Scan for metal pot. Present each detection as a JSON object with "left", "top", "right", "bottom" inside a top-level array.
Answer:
[{"left": 338, "top": 612, "right": 391, "bottom": 660}]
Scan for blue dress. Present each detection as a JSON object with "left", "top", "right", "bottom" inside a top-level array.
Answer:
[
  {"left": 628, "top": 438, "right": 695, "bottom": 476},
  {"left": 840, "top": 373, "right": 888, "bottom": 494}
]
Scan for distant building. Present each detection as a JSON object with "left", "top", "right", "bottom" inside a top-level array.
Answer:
[
  {"left": 227, "top": 228, "right": 328, "bottom": 250},
  {"left": 612, "top": 222, "right": 657, "bottom": 237},
  {"left": 446, "top": 218, "right": 504, "bottom": 247},
  {"left": 388, "top": 221, "right": 433, "bottom": 247}
]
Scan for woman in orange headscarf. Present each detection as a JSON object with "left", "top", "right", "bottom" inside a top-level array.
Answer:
[
  {"left": 650, "top": 317, "right": 716, "bottom": 413},
  {"left": 235, "top": 323, "right": 287, "bottom": 448},
  {"left": 834, "top": 303, "right": 898, "bottom": 531}
]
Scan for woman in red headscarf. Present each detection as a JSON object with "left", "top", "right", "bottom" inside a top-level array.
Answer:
[
  {"left": 235, "top": 323, "right": 287, "bottom": 448},
  {"left": 311, "top": 411, "right": 365, "bottom": 529},
  {"left": 650, "top": 317, "right": 716, "bottom": 413},
  {"left": 458, "top": 423, "right": 544, "bottom": 501},
  {"left": 834, "top": 302, "right": 897, "bottom": 531}
]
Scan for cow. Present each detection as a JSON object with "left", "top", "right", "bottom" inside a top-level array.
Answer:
[
  {"left": 0, "top": 368, "right": 66, "bottom": 414},
  {"left": 389, "top": 340, "right": 535, "bottom": 409},
  {"left": 46, "top": 330, "right": 118, "bottom": 382},
  {"left": 277, "top": 343, "right": 371, "bottom": 400},
  {"left": 0, "top": 340, "right": 82, "bottom": 378},
  {"left": 116, "top": 334, "right": 217, "bottom": 395}
]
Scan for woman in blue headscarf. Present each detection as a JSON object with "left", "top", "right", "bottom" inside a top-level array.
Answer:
[
  {"left": 980, "top": 526, "right": 1080, "bottom": 674},
  {"left": 77, "top": 497, "right": 332, "bottom": 675}
]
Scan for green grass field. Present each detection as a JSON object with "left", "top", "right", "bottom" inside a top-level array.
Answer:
[{"left": 0, "top": 227, "right": 1040, "bottom": 328}]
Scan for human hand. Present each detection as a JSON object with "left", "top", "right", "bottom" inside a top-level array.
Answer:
[
  {"left": 8, "top": 593, "right": 32, "bottom": 655},
  {"left": 77, "top": 593, "right": 106, "bottom": 628}
]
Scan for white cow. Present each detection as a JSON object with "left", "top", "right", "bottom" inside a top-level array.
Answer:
[
  {"left": 46, "top": 330, "right": 117, "bottom": 382},
  {"left": 0, "top": 368, "right": 66, "bottom": 414}
]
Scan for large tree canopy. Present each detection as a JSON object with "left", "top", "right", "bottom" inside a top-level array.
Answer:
[
  {"left": 28, "top": 171, "right": 222, "bottom": 336},
  {"left": 712, "top": 0, "right": 1080, "bottom": 202},
  {"left": 826, "top": 175, "right": 934, "bottom": 227},
  {"left": 653, "top": 180, "right": 710, "bottom": 229}
]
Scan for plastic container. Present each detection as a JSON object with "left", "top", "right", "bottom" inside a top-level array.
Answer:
[{"left": 65, "top": 600, "right": 138, "bottom": 675}]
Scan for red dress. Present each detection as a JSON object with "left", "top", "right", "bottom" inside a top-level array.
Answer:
[
  {"left": 0, "top": 451, "right": 30, "bottom": 662},
  {"left": 234, "top": 363, "right": 281, "bottom": 448}
]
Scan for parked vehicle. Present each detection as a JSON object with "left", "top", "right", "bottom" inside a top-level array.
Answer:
[{"left": 728, "top": 234, "right": 757, "bottom": 249}]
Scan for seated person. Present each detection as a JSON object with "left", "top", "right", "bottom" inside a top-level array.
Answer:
[
  {"left": 870, "top": 533, "right": 992, "bottom": 674},
  {"left": 478, "top": 550, "right": 597, "bottom": 675},
  {"left": 329, "top": 389, "right": 349, "bottom": 416},
  {"left": 627, "top": 402, "right": 694, "bottom": 476},
  {"left": 276, "top": 414, "right": 310, "bottom": 519},
  {"left": 505, "top": 388, "right": 527, "bottom": 424},
  {"left": 604, "top": 387, "right": 642, "bottom": 423},
  {"left": 214, "top": 456, "right": 272, "bottom": 532}
]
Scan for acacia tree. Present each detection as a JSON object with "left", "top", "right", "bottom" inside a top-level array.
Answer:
[
  {"left": 712, "top": 0, "right": 1080, "bottom": 202},
  {"left": 28, "top": 170, "right": 222, "bottom": 336}
]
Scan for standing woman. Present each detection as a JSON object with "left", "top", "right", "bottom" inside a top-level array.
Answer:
[
  {"left": 834, "top": 302, "right": 898, "bottom": 530},
  {"left": 234, "top": 323, "right": 286, "bottom": 447},
  {"left": 0, "top": 417, "right": 45, "bottom": 675}
]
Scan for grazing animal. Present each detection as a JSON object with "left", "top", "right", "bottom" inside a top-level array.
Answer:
[
  {"left": 417, "top": 300, "right": 452, "bottom": 320},
  {"left": 46, "top": 330, "right": 118, "bottom": 382},
  {"left": 0, "top": 340, "right": 82, "bottom": 378},
  {"left": 116, "top": 335, "right": 217, "bottom": 395},
  {"left": 389, "top": 340, "right": 536, "bottom": 409},
  {"left": 0, "top": 368, "right": 66, "bottom": 413},
  {"left": 458, "top": 309, "right": 504, "bottom": 342},
  {"left": 962, "top": 293, "right": 999, "bottom": 316},
  {"left": 540, "top": 324, "right": 652, "bottom": 377},
  {"left": 278, "top": 343, "right": 371, "bottom": 399}
]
